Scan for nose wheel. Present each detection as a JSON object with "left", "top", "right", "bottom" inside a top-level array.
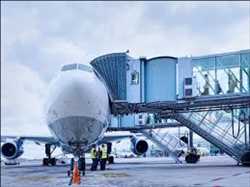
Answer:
[
  {"left": 68, "top": 157, "right": 86, "bottom": 177},
  {"left": 68, "top": 157, "right": 86, "bottom": 185}
]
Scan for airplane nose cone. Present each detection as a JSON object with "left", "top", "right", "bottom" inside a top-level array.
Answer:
[
  {"left": 46, "top": 70, "right": 109, "bottom": 148},
  {"left": 46, "top": 73, "right": 93, "bottom": 121}
]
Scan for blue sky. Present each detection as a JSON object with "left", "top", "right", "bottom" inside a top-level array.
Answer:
[{"left": 1, "top": 2, "right": 250, "bottom": 135}]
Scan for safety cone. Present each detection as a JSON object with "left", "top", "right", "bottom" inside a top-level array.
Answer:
[{"left": 71, "top": 161, "right": 81, "bottom": 185}]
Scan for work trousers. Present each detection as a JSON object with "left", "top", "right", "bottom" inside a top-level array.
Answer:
[
  {"left": 91, "top": 158, "right": 98, "bottom": 171},
  {"left": 100, "top": 158, "right": 107, "bottom": 170}
]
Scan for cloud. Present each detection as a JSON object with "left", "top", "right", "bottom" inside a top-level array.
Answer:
[
  {"left": 137, "top": 1, "right": 250, "bottom": 56},
  {"left": 2, "top": 2, "right": 249, "bottom": 67},
  {"left": 1, "top": 62, "right": 50, "bottom": 136},
  {"left": 1, "top": 1, "right": 250, "bottom": 137}
]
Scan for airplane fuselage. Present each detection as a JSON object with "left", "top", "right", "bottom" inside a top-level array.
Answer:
[{"left": 45, "top": 64, "right": 110, "bottom": 156}]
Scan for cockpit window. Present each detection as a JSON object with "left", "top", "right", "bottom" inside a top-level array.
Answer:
[
  {"left": 61, "top": 64, "right": 77, "bottom": 71},
  {"left": 61, "top": 64, "right": 93, "bottom": 72}
]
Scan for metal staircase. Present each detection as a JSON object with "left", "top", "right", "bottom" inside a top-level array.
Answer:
[
  {"left": 173, "top": 111, "right": 247, "bottom": 162},
  {"left": 192, "top": 66, "right": 249, "bottom": 161},
  {"left": 140, "top": 129, "right": 186, "bottom": 164}
]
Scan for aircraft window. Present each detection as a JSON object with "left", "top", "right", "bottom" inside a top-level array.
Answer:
[
  {"left": 61, "top": 64, "right": 77, "bottom": 71},
  {"left": 78, "top": 64, "right": 93, "bottom": 72}
]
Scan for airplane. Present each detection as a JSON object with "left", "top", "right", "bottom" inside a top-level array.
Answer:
[{"left": 1, "top": 63, "right": 149, "bottom": 176}]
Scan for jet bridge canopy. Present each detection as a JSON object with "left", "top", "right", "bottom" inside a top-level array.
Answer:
[{"left": 90, "top": 53, "right": 129, "bottom": 100}]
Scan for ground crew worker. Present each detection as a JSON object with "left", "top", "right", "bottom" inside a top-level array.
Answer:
[
  {"left": 97, "top": 146, "right": 101, "bottom": 169},
  {"left": 90, "top": 145, "right": 97, "bottom": 171},
  {"left": 100, "top": 144, "right": 108, "bottom": 170}
]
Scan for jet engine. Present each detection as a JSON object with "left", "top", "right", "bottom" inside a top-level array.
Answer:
[
  {"left": 130, "top": 137, "right": 148, "bottom": 155},
  {"left": 1, "top": 141, "right": 24, "bottom": 160}
]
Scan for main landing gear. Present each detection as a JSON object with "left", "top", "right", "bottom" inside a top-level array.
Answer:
[{"left": 42, "top": 144, "right": 57, "bottom": 166}]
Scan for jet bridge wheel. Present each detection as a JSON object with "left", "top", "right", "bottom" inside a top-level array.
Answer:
[
  {"left": 185, "top": 153, "right": 200, "bottom": 164},
  {"left": 241, "top": 151, "right": 250, "bottom": 166}
]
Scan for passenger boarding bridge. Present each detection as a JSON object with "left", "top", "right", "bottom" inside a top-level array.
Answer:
[{"left": 90, "top": 49, "right": 250, "bottom": 165}]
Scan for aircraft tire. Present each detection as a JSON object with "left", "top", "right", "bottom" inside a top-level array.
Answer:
[
  {"left": 43, "top": 158, "right": 49, "bottom": 166},
  {"left": 81, "top": 171, "right": 85, "bottom": 176},
  {"left": 70, "top": 158, "right": 74, "bottom": 171},
  {"left": 241, "top": 151, "right": 250, "bottom": 166},
  {"left": 50, "top": 158, "right": 56, "bottom": 166},
  {"left": 108, "top": 156, "right": 114, "bottom": 164},
  {"left": 78, "top": 157, "right": 85, "bottom": 172}
]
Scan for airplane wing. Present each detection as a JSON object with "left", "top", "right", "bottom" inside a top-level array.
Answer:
[
  {"left": 1, "top": 135, "right": 59, "bottom": 145},
  {"left": 1, "top": 134, "right": 134, "bottom": 145},
  {"left": 101, "top": 134, "right": 133, "bottom": 143}
]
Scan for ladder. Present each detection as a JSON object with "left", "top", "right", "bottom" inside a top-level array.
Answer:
[
  {"left": 140, "top": 129, "right": 186, "bottom": 164},
  {"left": 173, "top": 111, "right": 247, "bottom": 162}
]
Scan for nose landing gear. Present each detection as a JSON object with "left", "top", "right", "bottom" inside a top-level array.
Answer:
[
  {"left": 68, "top": 157, "right": 86, "bottom": 185},
  {"left": 68, "top": 157, "right": 86, "bottom": 176}
]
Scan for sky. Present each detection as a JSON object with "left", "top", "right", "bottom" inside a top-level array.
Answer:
[{"left": 1, "top": 1, "right": 250, "bottom": 136}]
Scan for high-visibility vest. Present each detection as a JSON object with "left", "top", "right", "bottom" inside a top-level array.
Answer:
[
  {"left": 91, "top": 148, "right": 97, "bottom": 159},
  {"left": 101, "top": 145, "right": 107, "bottom": 159}
]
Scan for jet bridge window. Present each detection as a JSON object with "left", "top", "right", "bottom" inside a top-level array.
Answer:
[
  {"left": 78, "top": 64, "right": 93, "bottom": 72},
  {"left": 61, "top": 64, "right": 77, "bottom": 71},
  {"left": 131, "top": 71, "right": 139, "bottom": 85},
  {"left": 61, "top": 64, "right": 93, "bottom": 72}
]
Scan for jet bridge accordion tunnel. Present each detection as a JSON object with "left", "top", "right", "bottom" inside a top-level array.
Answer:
[
  {"left": 90, "top": 53, "right": 178, "bottom": 102},
  {"left": 90, "top": 53, "right": 178, "bottom": 128},
  {"left": 90, "top": 53, "right": 128, "bottom": 101}
]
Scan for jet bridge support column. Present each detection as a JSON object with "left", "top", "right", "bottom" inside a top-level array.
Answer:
[
  {"left": 186, "top": 130, "right": 200, "bottom": 163},
  {"left": 188, "top": 130, "right": 193, "bottom": 149}
]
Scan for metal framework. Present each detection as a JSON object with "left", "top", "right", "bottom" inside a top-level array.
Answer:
[
  {"left": 107, "top": 122, "right": 183, "bottom": 131},
  {"left": 111, "top": 93, "right": 250, "bottom": 116}
]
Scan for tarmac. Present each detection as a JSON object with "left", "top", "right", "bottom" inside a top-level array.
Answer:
[{"left": 1, "top": 156, "right": 250, "bottom": 187}]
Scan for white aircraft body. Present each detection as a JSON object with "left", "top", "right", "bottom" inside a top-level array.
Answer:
[{"left": 46, "top": 63, "right": 110, "bottom": 155}]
